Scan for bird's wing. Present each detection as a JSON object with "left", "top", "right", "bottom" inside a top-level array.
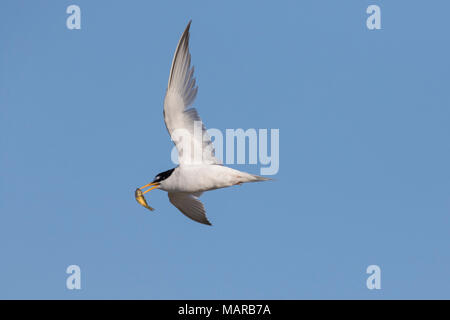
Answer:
[
  {"left": 163, "top": 21, "right": 220, "bottom": 165},
  {"left": 168, "top": 192, "right": 212, "bottom": 225}
]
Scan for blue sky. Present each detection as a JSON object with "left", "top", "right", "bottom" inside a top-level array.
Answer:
[{"left": 1, "top": 0, "right": 449, "bottom": 299}]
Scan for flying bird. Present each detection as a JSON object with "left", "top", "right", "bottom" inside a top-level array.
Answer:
[{"left": 135, "top": 20, "right": 270, "bottom": 225}]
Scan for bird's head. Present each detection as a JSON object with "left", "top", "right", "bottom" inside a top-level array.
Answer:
[
  {"left": 141, "top": 168, "right": 175, "bottom": 191},
  {"left": 151, "top": 168, "right": 175, "bottom": 185}
]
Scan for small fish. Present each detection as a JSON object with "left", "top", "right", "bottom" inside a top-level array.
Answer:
[{"left": 135, "top": 188, "right": 154, "bottom": 211}]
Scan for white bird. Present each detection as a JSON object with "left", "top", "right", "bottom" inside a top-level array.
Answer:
[{"left": 135, "top": 20, "right": 270, "bottom": 225}]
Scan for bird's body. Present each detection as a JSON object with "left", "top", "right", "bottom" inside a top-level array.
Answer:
[
  {"left": 159, "top": 165, "right": 268, "bottom": 194},
  {"left": 135, "top": 20, "right": 270, "bottom": 225}
]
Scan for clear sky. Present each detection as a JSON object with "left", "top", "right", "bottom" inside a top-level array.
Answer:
[{"left": 1, "top": 0, "right": 449, "bottom": 299}]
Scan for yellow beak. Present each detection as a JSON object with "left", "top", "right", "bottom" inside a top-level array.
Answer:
[{"left": 139, "top": 182, "right": 160, "bottom": 194}]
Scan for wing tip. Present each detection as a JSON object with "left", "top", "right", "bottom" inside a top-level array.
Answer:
[
  {"left": 183, "top": 20, "right": 192, "bottom": 38},
  {"left": 191, "top": 215, "right": 213, "bottom": 226},
  {"left": 195, "top": 214, "right": 213, "bottom": 226},
  {"left": 167, "top": 19, "right": 194, "bottom": 89}
]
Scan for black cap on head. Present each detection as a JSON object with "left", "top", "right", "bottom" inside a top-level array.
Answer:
[{"left": 153, "top": 168, "right": 175, "bottom": 183}]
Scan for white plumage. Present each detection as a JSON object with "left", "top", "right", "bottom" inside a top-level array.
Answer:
[
  {"left": 135, "top": 21, "right": 270, "bottom": 225},
  {"left": 163, "top": 20, "right": 218, "bottom": 166}
]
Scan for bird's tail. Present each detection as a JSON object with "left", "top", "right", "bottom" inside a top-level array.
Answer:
[
  {"left": 237, "top": 171, "right": 273, "bottom": 184},
  {"left": 250, "top": 174, "right": 272, "bottom": 182}
]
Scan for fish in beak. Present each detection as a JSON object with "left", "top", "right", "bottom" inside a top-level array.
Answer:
[{"left": 135, "top": 182, "right": 160, "bottom": 211}]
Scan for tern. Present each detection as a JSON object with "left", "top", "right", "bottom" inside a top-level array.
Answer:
[{"left": 135, "top": 20, "right": 270, "bottom": 225}]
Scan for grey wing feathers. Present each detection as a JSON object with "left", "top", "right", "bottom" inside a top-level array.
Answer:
[
  {"left": 167, "top": 20, "right": 198, "bottom": 108},
  {"left": 168, "top": 192, "right": 212, "bottom": 226},
  {"left": 163, "top": 20, "right": 220, "bottom": 165}
]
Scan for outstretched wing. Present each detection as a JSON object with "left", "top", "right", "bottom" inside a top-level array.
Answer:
[
  {"left": 168, "top": 192, "right": 212, "bottom": 226},
  {"left": 163, "top": 20, "right": 220, "bottom": 165}
]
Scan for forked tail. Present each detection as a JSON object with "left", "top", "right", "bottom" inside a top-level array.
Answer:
[
  {"left": 237, "top": 171, "right": 273, "bottom": 184},
  {"left": 250, "top": 174, "right": 272, "bottom": 182}
]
